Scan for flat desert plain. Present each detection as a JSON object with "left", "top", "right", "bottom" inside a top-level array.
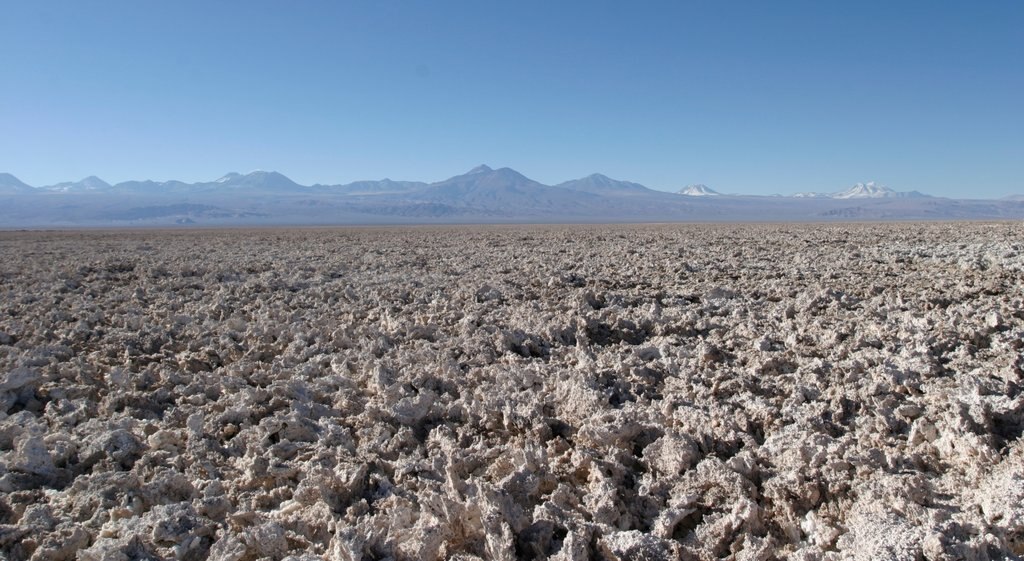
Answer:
[{"left": 1, "top": 223, "right": 1023, "bottom": 561}]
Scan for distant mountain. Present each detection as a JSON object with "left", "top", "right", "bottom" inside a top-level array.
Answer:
[
  {"left": 466, "top": 164, "right": 494, "bottom": 175},
  {"left": 42, "top": 176, "right": 112, "bottom": 192},
  {"left": 430, "top": 166, "right": 542, "bottom": 193},
  {"left": 408, "top": 166, "right": 599, "bottom": 214},
  {"left": 788, "top": 182, "right": 928, "bottom": 199},
  {"left": 113, "top": 179, "right": 193, "bottom": 192},
  {"left": 111, "top": 172, "right": 303, "bottom": 194},
  {"left": 557, "top": 173, "right": 655, "bottom": 196},
  {"left": 0, "top": 173, "right": 33, "bottom": 194},
  {"left": 3, "top": 167, "right": 1023, "bottom": 226},
  {"left": 679, "top": 184, "right": 720, "bottom": 197},
  {"left": 206, "top": 170, "right": 303, "bottom": 191},
  {"left": 833, "top": 181, "right": 928, "bottom": 199}
]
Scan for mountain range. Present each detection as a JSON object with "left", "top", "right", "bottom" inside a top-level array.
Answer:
[
  {"left": 2, "top": 166, "right": 1022, "bottom": 226},
  {"left": 792, "top": 182, "right": 929, "bottom": 200}
]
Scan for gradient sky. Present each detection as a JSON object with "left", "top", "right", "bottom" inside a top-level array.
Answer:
[{"left": 1, "top": 1, "right": 1021, "bottom": 197}]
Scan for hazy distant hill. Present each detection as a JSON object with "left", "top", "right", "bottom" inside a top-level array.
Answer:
[
  {"left": 0, "top": 173, "right": 34, "bottom": 195},
  {"left": 195, "top": 171, "right": 308, "bottom": 194},
  {"left": 2, "top": 168, "right": 1023, "bottom": 227},
  {"left": 404, "top": 166, "right": 609, "bottom": 216},
  {"left": 557, "top": 173, "right": 660, "bottom": 196},
  {"left": 41, "top": 176, "right": 113, "bottom": 192}
]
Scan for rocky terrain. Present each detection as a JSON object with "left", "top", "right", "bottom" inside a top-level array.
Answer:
[{"left": 1, "top": 223, "right": 1023, "bottom": 561}]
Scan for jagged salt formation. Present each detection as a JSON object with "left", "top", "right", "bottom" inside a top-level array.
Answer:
[{"left": 1, "top": 223, "right": 1022, "bottom": 560}]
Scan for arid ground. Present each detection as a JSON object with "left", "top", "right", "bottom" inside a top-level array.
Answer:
[{"left": 1, "top": 223, "right": 1022, "bottom": 561}]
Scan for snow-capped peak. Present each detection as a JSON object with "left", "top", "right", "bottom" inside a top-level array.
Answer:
[
  {"left": 791, "top": 192, "right": 828, "bottom": 198},
  {"left": 833, "top": 181, "right": 896, "bottom": 199},
  {"left": 210, "top": 171, "right": 300, "bottom": 190},
  {"left": 77, "top": 176, "right": 111, "bottom": 190},
  {"left": 467, "top": 164, "right": 494, "bottom": 174},
  {"left": 215, "top": 172, "right": 242, "bottom": 183},
  {"left": 679, "top": 184, "right": 720, "bottom": 196},
  {"left": 42, "top": 176, "right": 112, "bottom": 192}
]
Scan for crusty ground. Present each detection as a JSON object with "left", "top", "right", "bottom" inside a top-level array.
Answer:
[{"left": 1, "top": 223, "right": 1022, "bottom": 561}]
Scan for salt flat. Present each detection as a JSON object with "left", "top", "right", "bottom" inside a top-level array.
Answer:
[{"left": 1, "top": 223, "right": 1022, "bottom": 560}]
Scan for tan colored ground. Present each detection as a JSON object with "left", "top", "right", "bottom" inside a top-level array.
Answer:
[{"left": 1, "top": 223, "right": 1022, "bottom": 560}]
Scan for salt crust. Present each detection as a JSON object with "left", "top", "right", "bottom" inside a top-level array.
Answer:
[{"left": 0, "top": 223, "right": 1022, "bottom": 560}]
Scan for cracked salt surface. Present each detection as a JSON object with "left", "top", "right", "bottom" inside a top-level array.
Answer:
[{"left": 1, "top": 223, "right": 1023, "bottom": 560}]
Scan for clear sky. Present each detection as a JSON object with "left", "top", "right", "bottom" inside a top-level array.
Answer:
[{"left": 1, "top": 1, "right": 1021, "bottom": 197}]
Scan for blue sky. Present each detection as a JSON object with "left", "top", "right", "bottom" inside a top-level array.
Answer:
[{"left": 1, "top": 1, "right": 1021, "bottom": 197}]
